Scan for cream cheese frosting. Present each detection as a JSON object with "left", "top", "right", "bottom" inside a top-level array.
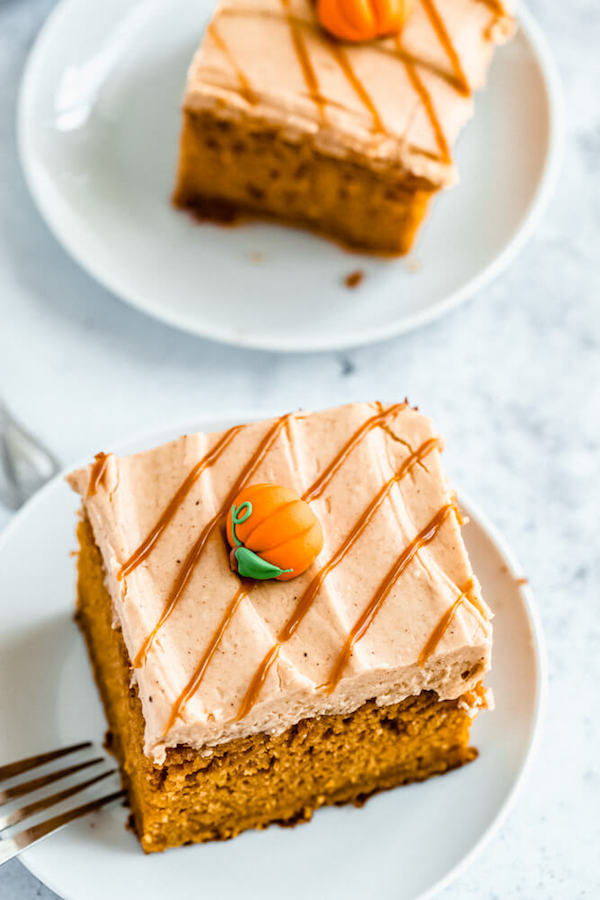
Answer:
[
  {"left": 68, "top": 403, "right": 493, "bottom": 764},
  {"left": 182, "top": 0, "right": 516, "bottom": 187}
]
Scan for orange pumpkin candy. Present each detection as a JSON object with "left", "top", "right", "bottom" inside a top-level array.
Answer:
[
  {"left": 226, "top": 483, "right": 323, "bottom": 581},
  {"left": 317, "top": 0, "right": 413, "bottom": 42}
]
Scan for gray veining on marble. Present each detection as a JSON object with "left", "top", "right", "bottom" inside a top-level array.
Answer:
[{"left": 1, "top": 0, "right": 599, "bottom": 896}]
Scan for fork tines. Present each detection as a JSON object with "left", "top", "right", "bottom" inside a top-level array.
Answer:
[{"left": 0, "top": 741, "right": 125, "bottom": 865}]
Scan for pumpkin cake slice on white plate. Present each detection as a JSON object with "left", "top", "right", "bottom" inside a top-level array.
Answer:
[
  {"left": 67, "top": 401, "right": 492, "bottom": 852},
  {"left": 173, "top": 0, "right": 516, "bottom": 254}
]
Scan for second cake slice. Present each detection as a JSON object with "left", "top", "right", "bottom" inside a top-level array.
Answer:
[{"left": 174, "top": 0, "right": 516, "bottom": 253}]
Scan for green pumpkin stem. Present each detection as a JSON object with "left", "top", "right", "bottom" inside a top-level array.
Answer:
[{"left": 230, "top": 501, "right": 253, "bottom": 547}]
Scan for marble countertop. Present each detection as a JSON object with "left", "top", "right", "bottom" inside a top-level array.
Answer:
[{"left": 1, "top": 0, "right": 598, "bottom": 896}]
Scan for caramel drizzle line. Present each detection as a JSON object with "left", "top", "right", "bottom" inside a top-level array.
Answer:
[
  {"left": 219, "top": 9, "right": 469, "bottom": 98},
  {"left": 234, "top": 436, "right": 441, "bottom": 720},
  {"left": 212, "top": 4, "right": 475, "bottom": 160},
  {"left": 208, "top": 22, "right": 256, "bottom": 104},
  {"left": 418, "top": 578, "right": 486, "bottom": 666},
  {"left": 402, "top": 57, "right": 450, "bottom": 161},
  {"left": 287, "top": 436, "right": 439, "bottom": 642},
  {"left": 134, "top": 415, "right": 291, "bottom": 668},
  {"left": 392, "top": 45, "right": 466, "bottom": 97},
  {"left": 324, "top": 502, "right": 457, "bottom": 692},
  {"left": 87, "top": 453, "right": 109, "bottom": 497},
  {"left": 420, "top": 0, "right": 470, "bottom": 96},
  {"left": 119, "top": 426, "right": 244, "bottom": 580},
  {"left": 163, "top": 586, "right": 247, "bottom": 733},
  {"left": 329, "top": 44, "right": 385, "bottom": 133},
  {"left": 280, "top": 0, "right": 326, "bottom": 122},
  {"left": 235, "top": 644, "right": 281, "bottom": 723},
  {"left": 166, "top": 403, "right": 406, "bottom": 730},
  {"left": 477, "top": 0, "right": 506, "bottom": 15},
  {"left": 303, "top": 402, "right": 406, "bottom": 503}
]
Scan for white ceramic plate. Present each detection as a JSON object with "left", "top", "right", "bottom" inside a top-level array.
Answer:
[
  {"left": 0, "top": 415, "right": 545, "bottom": 900},
  {"left": 18, "top": 1, "right": 561, "bottom": 352}
]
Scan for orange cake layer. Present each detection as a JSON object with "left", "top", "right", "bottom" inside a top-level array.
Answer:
[
  {"left": 174, "top": 112, "right": 434, "bottom": 254},
  {"left": 173, "top": 0, "right": 516, "bottom": 253},
  {"left": 76, "top": 516, "right": 479, "bottom": 851}
]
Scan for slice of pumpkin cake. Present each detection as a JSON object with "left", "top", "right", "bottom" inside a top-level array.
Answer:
[
  {"left": 173, "top": 0, "right": 516, "bottom": 253},
  {"left": 68, "top": 401, "right": 492, "bottom": 852}
]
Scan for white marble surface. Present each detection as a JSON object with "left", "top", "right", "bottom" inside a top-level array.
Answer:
[{"left": 1, "top": 0, "right": 598, "bottom": 896}]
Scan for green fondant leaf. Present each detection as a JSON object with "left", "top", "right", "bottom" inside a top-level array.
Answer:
[{"left": 235, "top": 547, "right": 292, "bottom": 581}]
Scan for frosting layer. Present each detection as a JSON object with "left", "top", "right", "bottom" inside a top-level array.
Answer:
[
  {"left": 183, "top": 0, "right": 516, "bottom": 186},
  {"left": 68, "top": 403, "right": 493, "bottom": 764}
]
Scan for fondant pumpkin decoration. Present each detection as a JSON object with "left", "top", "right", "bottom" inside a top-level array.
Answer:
[
  {"left": 226, "top": 483, "right": 323, "bottom": 581},
  {"left": 317, "top": 0, "right": 413, "bottom": 42}
]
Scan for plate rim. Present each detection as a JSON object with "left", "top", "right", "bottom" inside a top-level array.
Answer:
[
  {"left": 1, "top": 413, "right": 547, "bottom": 900},
  {"left": 17, "top": 2, "right": 564, "bottom": 353}
]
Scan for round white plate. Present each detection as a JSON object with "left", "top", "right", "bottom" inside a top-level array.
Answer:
[
  {"left": 18, "top": 1, "right": 561, "bottom": 352},
  {"left": 0, "top": 416, "right": 545, "bottom": 900}
]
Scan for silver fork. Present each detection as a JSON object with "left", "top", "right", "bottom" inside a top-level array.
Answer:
[
  {"left": 0, "top": 399, "right": 60, "bottom": 510},
  {"left": 0, "top": 742, "right": 126, "bottom": 864}
]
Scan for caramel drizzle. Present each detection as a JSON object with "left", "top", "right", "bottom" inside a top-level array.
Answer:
[
  {"left": 392, "top": 46, "right": 465, "bottom": 96},
  {"left": 119, "top": 426, "right": 243, "bottom": 580},
  {"left": 208, "top": 22, "right": 256, "bottom": 104},
  {"left": 211, "top": 0, "right": 482, "bottom": 160},
  {"left": 134, "top": 415, "right": 291, "bottom": 668},
  {"left": 420, "top": 0, "right": 470, "bottom": 95},
  {"left": 302, "top": 402, "right": 406, "bottom": 503},
  {"left": 478, "top": 0, "right": 506, "bottom": 15},
  {"left": 418, "top": 579, "right": 478, "bottom": 666},
  {"left": 219, "top": 9, "right": 470, "bottom": 96},
  {"left": 164, "top": 586, "right": 246, "bottom": 733},
  {"left": 232, "top": 436, "right": 441, "bottom": 718},
  {"left": 419, "top": 577, "right": 488, "bottom": 666},
  {"left": 324, "top": 502, "right": 457, "bottom": 692},
  {"left": 165, "top": 403, "right": 406, "bottom": 729},
  {"left": 235, "top": 644, "right": 281, "bottom": 722},
  {"left": 285, "top": 436, "right": 439, "bottom": 642},
  {"left": 87, "top": 453, "right": 109, "bottom": 497},
  {"left": 403, "top": 58, "right": 450, "bottom": 161},
  {"left": 329, "top": 44, "right": 384, "bottom": 133},
  {"left": 281, "top": 0, "right": 326, "bottom": 121}
]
